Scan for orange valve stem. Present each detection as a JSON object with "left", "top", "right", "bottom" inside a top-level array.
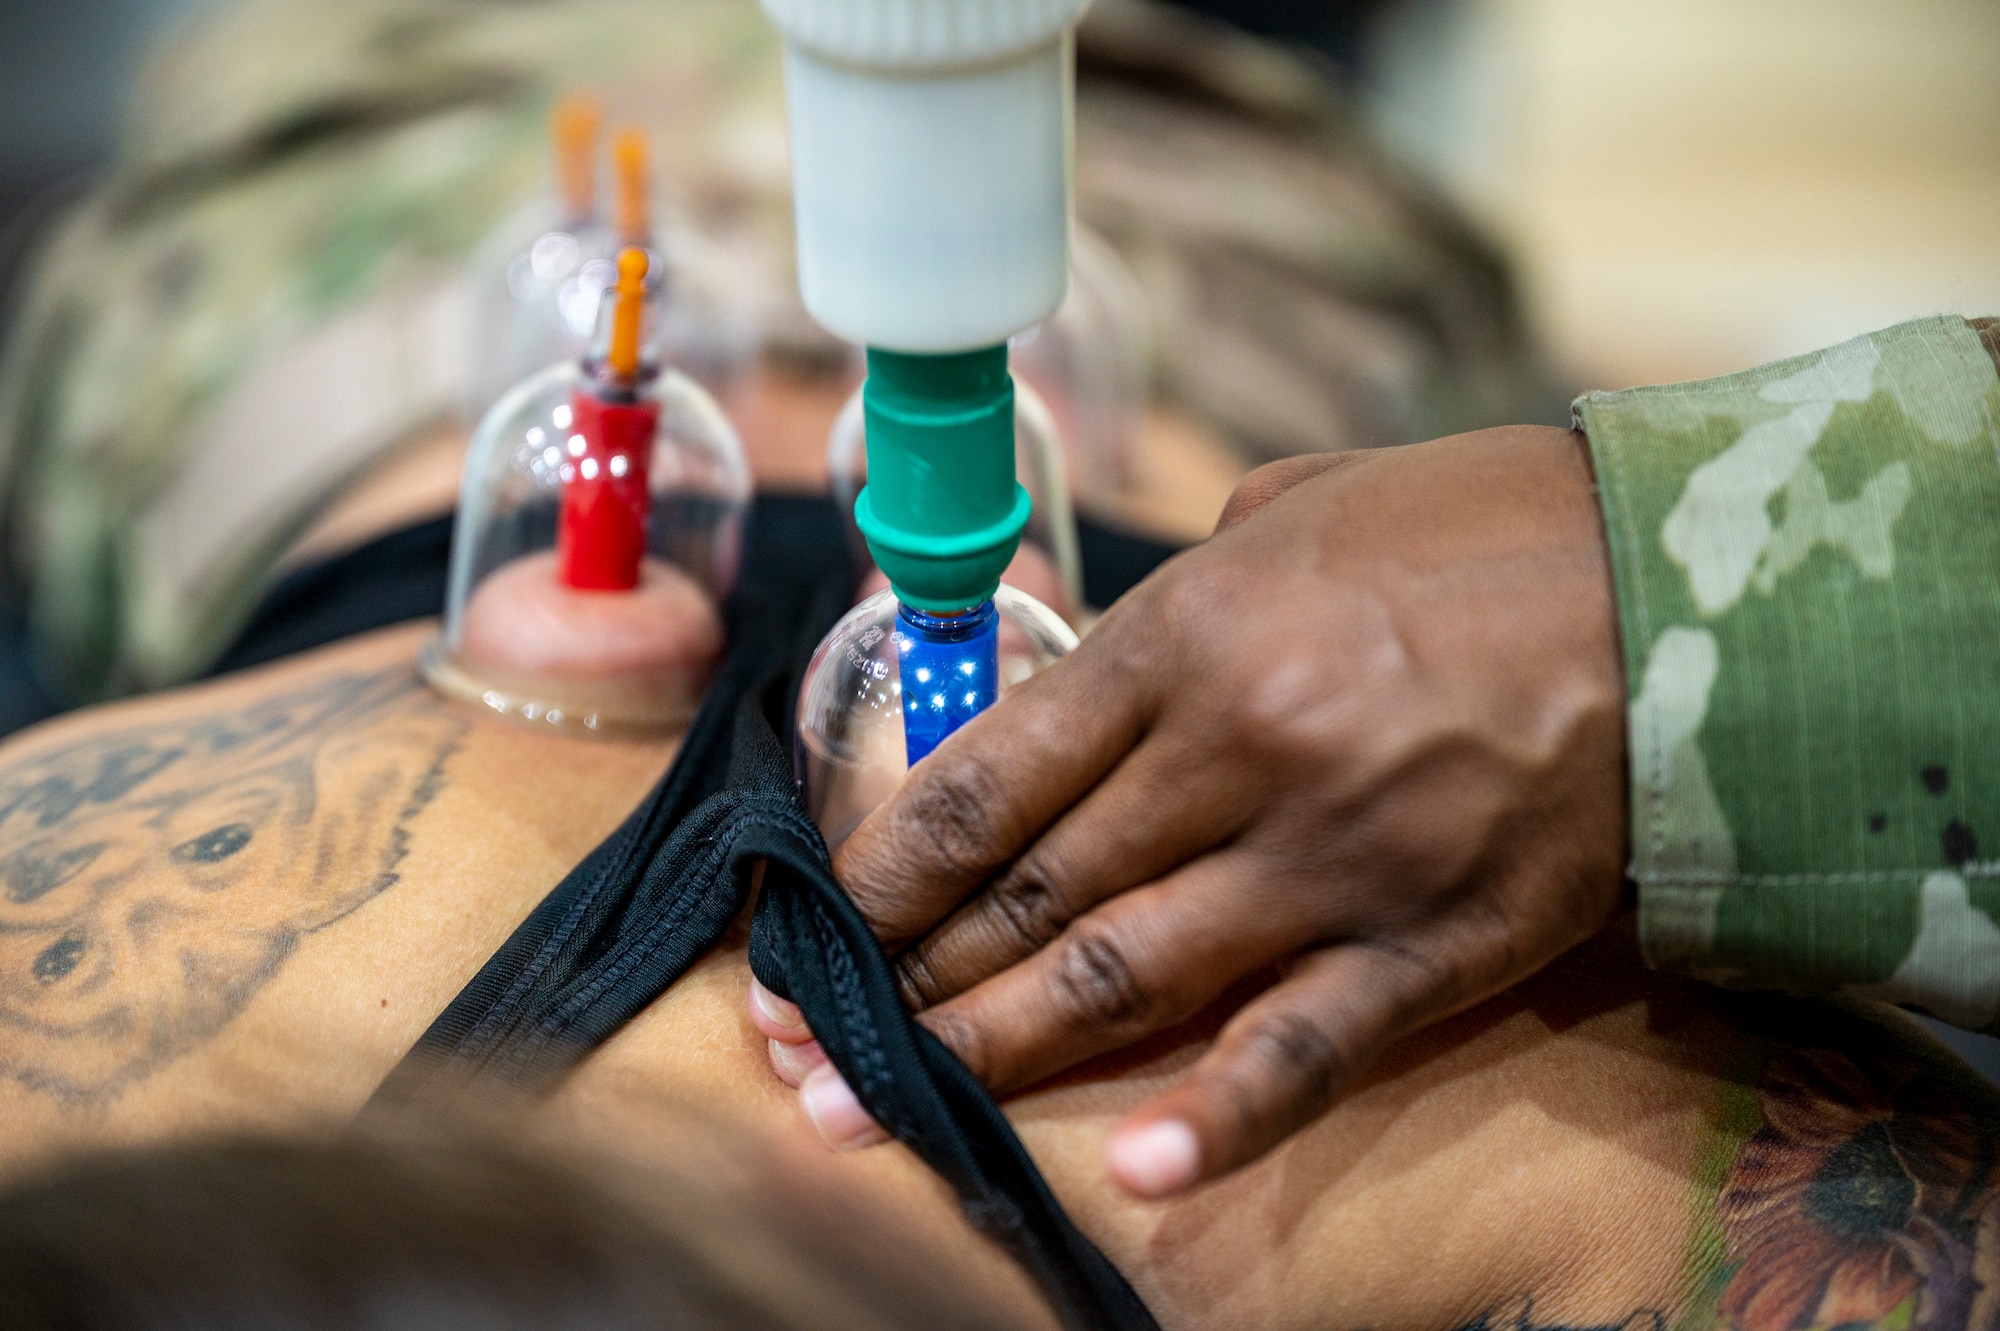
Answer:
[
  {"left": 613, "top": 127, "right": 649, "bottom": 243},
  {"left": 552, "top": 94, "right": 603, "bottom": 223},
  {"left": 607, "top": 247, "right": 648, "bottom": 382}
]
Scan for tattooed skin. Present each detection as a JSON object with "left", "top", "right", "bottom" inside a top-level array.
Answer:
[
  {"left": 1700, "top": 1016, "right": 2000, "bottom": 1331},
  {"left": 0, "top": 668, "right": 464, "bottom": 1104},
  {"left": 1449, "top": 1300, "right": 1666, "bottom": 1331},
  {"left": 1445, "top": 1007, "right": 2000, "bottom": 1331}
]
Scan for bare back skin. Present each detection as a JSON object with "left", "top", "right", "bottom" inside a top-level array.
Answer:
[{"left": 0, "top": 623, "right": 1991, "bottom": 1331}]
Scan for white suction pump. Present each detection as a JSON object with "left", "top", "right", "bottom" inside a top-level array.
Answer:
[
  {"left": 763, "top": 0, "right": 1090, "bottom": 353},
  {"left": 764, "top": 0, "right": 1093, "bottom": 838}
]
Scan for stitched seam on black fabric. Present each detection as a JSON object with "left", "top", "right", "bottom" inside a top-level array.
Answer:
[
  {"left": 464, "top": 661, "right": 753, "bottom": 1061},
  {"left": 496, "top": 811, "right": 740, "bottom": 1075},
  {"left": 810, "top": 895, "right": 908, "bottom": 1140},
  {"left": 501, "top": 795, "right": 809, "bottom": 1073},
  {"left": 772, "top": 803, "right": 832, "bottom": 860},
  {"left": 765, "top": 804, "right": 834, "bottom": 867},
  {"left": 453, "top": 814, "right": 646, "bottom": 1067}
]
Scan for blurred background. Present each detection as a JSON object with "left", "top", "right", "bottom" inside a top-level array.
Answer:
[
  {"left": 1367, "top": 0, "right": 2000, "bottom": 389},
  {"left": 0, "top": 0, "right": 198, "bottom": 307},
  {"left": 6, "top": 0, "right": 1996, "bottom": 391}
]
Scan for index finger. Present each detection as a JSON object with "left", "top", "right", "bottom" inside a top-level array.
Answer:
[{"left": 832, "top": 621, "right": 1154, "bottom": 947}]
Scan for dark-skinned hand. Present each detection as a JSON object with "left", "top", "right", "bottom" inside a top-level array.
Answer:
[{"left": 750, "top": 424, "right": 1630, "bottom": 1197}]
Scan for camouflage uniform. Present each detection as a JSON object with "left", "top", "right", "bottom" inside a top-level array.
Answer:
[{"left": 1577, "top": 314, "right": 2000, "bottom": 1035}]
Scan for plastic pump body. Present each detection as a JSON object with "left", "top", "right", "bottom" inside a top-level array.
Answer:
[
  {"left": 764, "top": 0, "right": 1085, "bottom": 353},
  {"left": 764, "top": 0, "right": 1090, "bottom": 762},
  {"left": 828, "top": 369, "right": 1085, "bottom": 618},
  {"left": 560, "top": 384, "right": 656, "bottom": 589},
  {"left": 856, "top": 346, "right": 1030, "bottom": 613},
  {"left": 857, "top": 348, "right": 1037, "bottom": 768},
  {"left": 784, "top": 40, "right": 1063, "bottom": 350}
]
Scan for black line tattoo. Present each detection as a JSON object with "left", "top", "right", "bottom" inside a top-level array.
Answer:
[
  {"left": 0, "top": 667, "right": 466, "bottom": 1104},
  {"left": 1446, "top": 1299, "right": 1666, "bottom": 1331}
]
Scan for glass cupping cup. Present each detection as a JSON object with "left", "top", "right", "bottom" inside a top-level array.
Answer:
[
  {"left": 422, "top": 356, "right": 750, "bottom": 734},
  {"left": 794, "top": 586, "right": 1078, "bottom": 852}
]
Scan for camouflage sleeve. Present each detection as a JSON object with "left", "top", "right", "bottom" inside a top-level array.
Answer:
[{"left": 1574, "top": 314, "right": 2000, "bottom": 1035}]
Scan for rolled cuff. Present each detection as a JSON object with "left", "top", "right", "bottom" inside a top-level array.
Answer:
[{"left": 1575, "top": 315, "right": 2000, "bottom": 1033}]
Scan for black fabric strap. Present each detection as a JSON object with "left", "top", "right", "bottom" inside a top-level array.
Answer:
[
  {"left": 365, "top": 501, "right": 1169, "bottom": 1330},
  {"left": 375, "top": 685, "right": 1159, "bottom": 1329},
  {"left": 369, "top": 505, "right": 845, "bottom": 1097},
  {"left": 211, "top": 514, "right": 456, "bottom": 676},
  {"left": 744, "top": 729, "right": 1160, "bottom": 1331}
]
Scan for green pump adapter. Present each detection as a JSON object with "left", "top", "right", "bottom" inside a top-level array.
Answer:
[{"left": 853, "top": 345, "right": 1032, "bottom": 615}]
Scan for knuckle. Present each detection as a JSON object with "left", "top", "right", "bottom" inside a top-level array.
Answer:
[
  {"left": 895, "top": 945, "right": 949, "bottom": 1010},
  {"left": 894, "top": 760, "right": 1012, "bottom": 880},
  {"left": 1153, "top": 561, "right": 1235, "bottom": 641},
  {"left": 1236, "top": 597, "right": 1397, "bottom": 751},
  {"left": 1135, "top": 568, "right": 1256, "bottom": 697},
  {"left": 1368, "top": 935, "right": 1467, "bottom": 1023},
  {"left": 836, "top": 866, "right": 900, "bottom": 934},
  {"left": 1233, "top": 663, "right": 1329, "bottom": 756},
  {"left": 1220, "top": 1010, "right": 1348, "bottom": 1140},
  {"left": 985, "top": 858, "right": 1071, "bottom": 956},
  {"left": 1052, "top": 920, "right": 1155, "bottom": 1032},
  {"left": 832, "top": 834, "right": 912, "bottom": 934}
]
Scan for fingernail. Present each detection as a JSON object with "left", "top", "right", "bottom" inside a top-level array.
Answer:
[
  {"left": 800, "top": 1065, "right": 888, "bottom": 1151},
  {"left": 1108, "top": 1120, "right": 1201, "bottom": 1198},
  {"left": 749, "top": 980, "right": 807, "bottom": 1040},
  {"left": 768, "top": 1036, "right": 827, "bottom": 1089}
]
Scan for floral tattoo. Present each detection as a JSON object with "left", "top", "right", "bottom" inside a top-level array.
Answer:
[{"left": 1712, "top": 1034, "right": 1999, "bottom": 1331}]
